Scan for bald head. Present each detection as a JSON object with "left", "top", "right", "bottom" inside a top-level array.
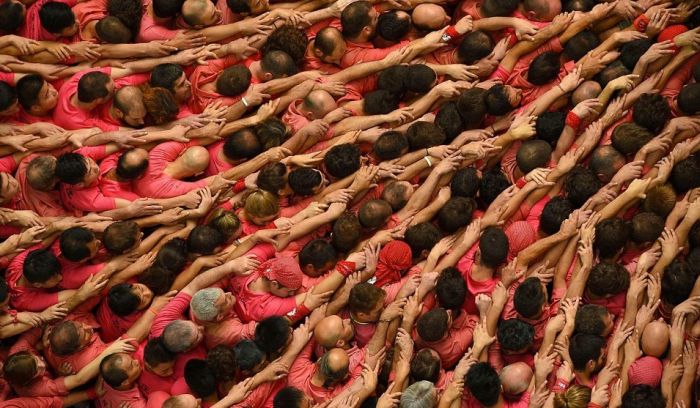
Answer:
[
  {"left": 499, "top": 362, "right": 532, "bottom": 396},
  {"left": 641, "top": 321, "right": 670, "bottom": 357},
  {"left": 326, "top": 348, "right": 349, "bottom": 371},
  {"left": 412, "top": 4, "right": 449, "bottom": 31},
  {"left": 182, "top": 0, "right": 209, "bottom": 26},
  {"left": 301, "top": 90, "right": 337, "bottom": 120},
  {"left": 315, "top": 316, "right": 343, "bottom": 348},
  {"left": 589, "top": 145, "right": 625, "bottom": 183},
  {"left": 572, "top": 81, "right": 602, "bottom": 106},
  {"left": 181, "top": 146, "right": 210, "bottom": 174},
  {"left": 114, "top": 86, "right": 146, "bottom": 127}
]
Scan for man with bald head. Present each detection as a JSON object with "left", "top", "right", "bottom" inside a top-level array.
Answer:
[
  {"left": 641, "top": 320, "right": 670, "bottom": 358},
  {"left": 499, "top": 362, "right": 533, "bottom": 398},
  {"left": 181, "top": 0, "right": 222, "bottom": 27},
  {"left": 282, "top": 89, "right": 338, "bottom": 135},
  {"left": 412, "top": 4, "right": 450, "bottom": 31},
  {"left": 100, "top": 86, "right": 148, "bottom": 129},
  {"left": 588, "top": 145, "right": 626, "bottom": 183},
  {"left": 307, "top": 27, "right": 347, "bottom": 72},
  {"left": 288, "top": 347, "right": 356, "bottom": 403},
  {"left": 572, "top": 80, "right": 602, "bottom": 106}
]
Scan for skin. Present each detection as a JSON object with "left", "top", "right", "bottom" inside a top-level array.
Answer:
[
  {"left": 0, "top": 172, "right": 20, "bottom": 204},
  {"left": 28, "top": 81, "right": 59, "bottom": 116},
  {"left": 300, "top": 90, "right": 337, "bottom": 120},
  {"left": 499, "top": 362, "right": 533, "bottom": 396},
  {"left": 172, "top": 73, "right": 193, "bottom": 103},
  {"left": 412, "top": 4, "right": 450, "bottom": 31},
  {"left": 641, "top": 321, "right": 670, "bottom": 358},
  {"left": 315, "top": 315, "right": 355, "bottom": 348}
]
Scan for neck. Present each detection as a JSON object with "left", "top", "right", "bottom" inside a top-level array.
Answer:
[
  {"left": 574, "top": 369, "right": 594, "bottom": 386},
  {"left": 484, "top": 395, "right": 505, "bottom": 408},
  {"left": 72, "top": 94, "right": 98, "bottom": 111},
  {"left": 249, "top": 61, "right": 264, "bottom": 82},
  {"left": 163, "top": 162, "right": 190, "bottom": 179},
  {"left": 311, "top": 370, "right": 325, "bottom": 387}
]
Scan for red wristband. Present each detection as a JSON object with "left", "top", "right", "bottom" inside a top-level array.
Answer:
[
  {"left": 233, "top": 179, "right": 246, "bottom": 193},
  {"left": 566, "top": 111, "right": 581, "bottom": 132},
  {"left": 336, "top": 261, "right": 356, "bottom": 277},
  {"left": 287, "top": 302, "right": 311, "bottom": 322},
  {"left": 634, "top": 14, "right": 650, "bottom": 32},
  {"left": 642, "top": 163, "right": 652, "bottom": 174},
  {"left": 445, "top": 25, "right": 461, "bottom": 44},
  {"left": 515, "top": 177, "right": 527, "bottom": 188}
]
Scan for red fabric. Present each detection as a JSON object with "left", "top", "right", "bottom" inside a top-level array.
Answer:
[
  {"left": 260, "top": 256, "right": 303, "bottom": 290},
  {"left": 374, "top": 240, "right": 413, "bottom": 287}
]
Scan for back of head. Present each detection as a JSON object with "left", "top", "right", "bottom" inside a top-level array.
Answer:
[
  {"left": 262, "top": 25, "right": 309, "bottom": 66},
  {"left": 0, "top": 1, "right": 25, "bottom": 33},
  {"left": 314, "top": 27, "right": 343, "bottom": 57},
  {"left": 621, "top": 385, "right": 665, "bottom": 408},
  {"left": 620, "top": 39, "right": 653, "bottom": 71},
  {"left": 540, "top": 197, "right": 573, "bottom": 235},
  {"left": 377, "top": 65, "right": 408, "bottom": 96},
  {"left": 190, "top": 287, "right": 223, "bottom": 322},
  {"left": 184, "top": 359, "right": 216, "bottom": 397},
  {"left": 187, "top": 225, "right": 225, "bottom": 255},
  {"left": 611, "top": 122, "right": 654, "bottom": 156},
  {"left": 481, "top": 0, "right": 518, "bottom": 16},
  {"left": 535, "top": 111, "right": 566, "bottom": 146},
  {"left": 4, "top": 352, "right": 38, "bottom": 386},
  {"left": 150, "top": 63, "right": 184, "bottom": 91},
  {"left": 100, "top": 353, "right": 128, "bottom": 388},
  {"left": 513, "top": 277, "right": 546, "bottom": 319},
  {"left": 553, "top": 384, "right": 592, "bottom": 408},
  {"left": 466, "top": 363, "right": 501, "bottom": 406},
  {"left": 332, "top": 212, "right": 362, "bottom": 252},
  {"left": 630, "top": 212, "right": 664, "bottom": 245},
  {"left": 479, "top": 226, "right": 509, "bottom": 268},
  {"left": 594, "top": 217, "right": 630, "bottom": 259},
  {"left": 325, "top": 144, "right": 361, "bottom": 178},
  {"left": 377, "top": 10, "right": 411, "bottom": 42},
  {"left": 341, "top": 1, "right": 372, "bottom": 38},
  {"left": 661, "top": 258, "right": 696, "bottom": 306},
  {"left": 206, "top": 345, "right": 237, "bottom": 382},
  {"left": 364, "top": 89, "right": 399, "bottom": 115},
  {"left": 527, "top": 51, "right": 561, "bottom": 85},
  {"left": 26, "top": 155, "right": 57, "bottom": 192},
  {"left": 226, "top": 0, "right": 250, "bottom": 13},
  {"left": 108, "top": 283, "right": 140, "bottom": 316},
  {"left": 479, "top": 168, "right": 510, "bottom": 204},
  {"left": 234, "top": 339, "right": 266, "bottom": 372},
  {"left": 678, "top": 83, "right": 700, "bottom": 115},
  {"left": 416, "top": 307, "right": 449, "bottom": 342},
  {"left": 261, "top": 50, "right": 298, "bottom": 79},
  {"left": 288, "top": 167, "right": 322, "bottom": 196},
  {"left": 254, "top": 316, "right": 291, "bottom": 354},
  {"left": 437, "top": 197, "right": 474, "bottom": 233},
  {"left": 500, "top": 362, "right": 533, "bottom": 396},
  {"left": 457, "top": 87, "right": 487, "bottom": 129},
  {"left": 162, "top": 320, "right": 197, "bottom": 352},
  {"left": 95, "top": 16, "right": 133, "bottom": 43},
  {"left": 516, "top": 139, "right": 552, "bottom": 174},
  {"left": 77, "top": 72, "right": 111, "bottom": 103},
  {"left": 256, "top": 162, "right": 287, "bottom": 194},
  {"left": 574, "top": 304, "right": 609, "bottom": 336},
  {"left": 564, "top": 165, "right": 602, "bottom": 207},
  {"left": 410, "top": 349, "right": 441, "bottom": 382},
  {"left": 105, "top": 0, "right": 143, "bottom": 40},
  {"left": 404, "top": 222, "right": 441, "bottom": 259},
  {"left": 571, "top": 80, "right": 601, "bottom": 105},
  {"left": 596, "top": 60, "right": 630, "bottom": 87},
  {"left": 256, "top": 117, "right": 289, "bottom": 150},
  {"left": 633, "top": 93, "right": 670, "bottom": 133},
  {"left": 569, "top": 333, "right": 606, "bottom": 370},
  {"left": 23, "top": 248, "right": 61, "bottom": 284},
  {"left": 16, "top": 74, "right": 45, "bottom": 113},
  {"left": 153, "top": 0, "right": 184, "bottom": 18},
  {"left": 406, "top": 64, "right": 436, "bottom": 94},
  {"left": 216, "top": 65, "right": 252, "bottom": 96},
  {"left": 103, "top": 221, "right": 140, "bottom": 255},
  {"left": 484, "top": 84, "right": 514, "bottom": 116},
  {"left": 565, "top": 0, "right": 594, "bottom": 12},
  {"left": 400, "top": 381, "right": 436, "bottom": 408},
  {"left": 671, "top": 156, "right": 700, "bottom": 193},
  {"left": 0, "top": 81, "right": 17, "bottom": 114},
  {"left": 274, "top": 387, "right": 306, "bottom": 408},
  {"left": 451, "top": 167, "right": 480, "bottom": 198},
  {"left": 587, "top": 261, "right": 630, "bottom": 297},
  {"left": 49, "top": 321, "right": 81, "bottom": 356},
  {"left": 375, "top": 131, "right": 408, "bottom": 161},
  {"left": 299, "top": 239, "right": 337, "bottom": 271},
  {"left": 207, "top": 208, "right": 241, "bottom": 240},
  {"left": 117, "top": 148, "right": 149, "bottom": 180},
  {"left": 224, "top": 127, "right": 261, "bottom": 160},
  {"left": 144, "top": 337, "right": 175, "bottom": 368},
  {"left": 436, "top": 267, "right": 467, "bottom": 311},
  {"left": 348, "top": 282, "right": 386, "bottom": 314},
  {"left": 142, "top": 85, "right": 179, "bottom": 125},
  {"left": 497, "top": 319, "right": 535, "bottom": 352},
  {"left": 435, "top": 101, "right": 464, "bottom": 142},
  {"left": 358, "top": 199, "right": 393, "bottom": 229},
  {"left": 244, "top": 189, "right": 279, "bottom": 219},
  {"left": 406, "top": 121, "right": 445, "bottom": 150},
  {"left": 457, "top": 31, "right": 493, "bottom": 64},
  {"left": 39, "top": 1, "right": 75, "bottom": 34},
  {"left": 564, "top": 30, "right": 600, "bottom": 61},
  {"left": 589, "top": 145, "right": 625, "bottom": 183}
]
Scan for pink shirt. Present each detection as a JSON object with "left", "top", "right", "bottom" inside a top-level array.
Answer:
[
  {"left": 6, "top": 246, "right": 60, "bottom": 312},
  {"left": 98, "top": 383, "right": 148, "bottom": 408},
  {"left": 414, "top": 312, "right": 478, "bottom": 368},
  {"left": 52, "top": 68, "right": 120, "bottom": 131},
  {"left": 96, "top": 299, "right": 142, "bottom": 342},
  {"left": 98, "top": 153, "right": 141, "bottom": 201},
  {"left": 189, "top": 55, "right": 243, "bottom": 114},
  {"left": 233, "top": 271, "right": 299, "bottom": 323},
  {"left": 287, "top": 343, "right": 357, "bottom": 403},
  {"left": 72, "top": 0, "right": 107, "bottom": 40},
  {"left": 49, "top": 239, "right": 106, "bottom": 291},
  {"left": 203, "top": 314, "right": 256, "bottom": 348},
  {"left": 134, "top": 141, "right": 209, "bottom": 198},
  {"left": 205, "top": 141, "right": 234, "bottom": 177},
  {"left": 137, "top": 0, "right": 179, "bottom": 42},
  {"left": 134, "top": 343, "right": 178, "bottom": 396},
  {"left": 45, "top": 314, "right": 108, "bottom": 374},
  {"left": 340, "top": 40, "right": 408, "bottom": 69},
  {"left": 9, "top": 330, "right": 69, "bottom": 397},
  {"left": 0, "top": 397, "right": 63, "bottom": 408}
]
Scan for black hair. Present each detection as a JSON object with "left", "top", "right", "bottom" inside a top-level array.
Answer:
[
  {"left": 55, "top": 153, "right": 88, "bottom": 185},
  {"left": 299, "top": 239, "right": 337, "bottom": 270},
  {"left": 363, "top": 89, "right": 399, "bottom": 115},
  {"left": 416, "top": 307, "right": 449, "bottom": 342},
  {"left": 224, "top": 128, "right": 261, "bottom": 161},
  {"left": 152, "top": 0, "right": 184, "bottom": 18},
  {"left": 671, "top": 156, "right": 700, "bottom": 193},
  {"left": 341, "top": 1, "right": 372, "bottom": 38},
  {"left": 254, "top": 316, "right": 291, "bottom": 354},
  {"left": 206, "top": 345, "right": 237, "bottom": 382},
  {"left": 536, "top": 111, "right": 566, "bottom": 146},
  {"left": 466, "top": 363, "right": 501, "bottom": 406},
  {"left": 325, "top": 144, "right": 361, "bottom": 178},
  {"left": 105, "top": 0, "right": 143, "bottom": 42},
  {"left": 144, "top": 338, "right": 175, "bottom": 368},
  {"left": 587, "top": 261, "right": 630, "bottom": 297},
  {"left": 377, "top": 65, "right": 408, "bottom": 96},
  {"left": 404, "top": 222, "right": 441, "bottom": 259},
  {"left": 569, "top": 333, "right": 606, "bottom": 371},
  {"left": 39, "top": 1, "right": 75, "bottom": 34},
  {"left": 406, "top": 64, "right": 436, "bottom": 94},
  {"left": 256, "top": 162, "right": 287, "bottom": 194},
  {"left": 405, "top": 121, "right": 446, "bottom": 150},
  {"left": 435, "top": 101, "right": 464, "bottom": 142},
  {"left": 457, "top": 87, "right": 487, "bottom": 129},
  {"left": 574, "top": 304, "right": 609, "bottom": 336},
  {"left": 479, "top": 168, "right": 509, "bottom": 204},
  {"left": 630, "top": 212, "right": 664, "bottom": 244},
  {"left": 261, "top": 50, "right": 298, "bottom": 78},
  {"left": 619, "top": 39, "right": 653, "bottom": 71},
  {"left": 594, "top": 217, "right": 630, "bottom": 259},
  {"left": 156, "top": 238, "right": 189, "bottom": 272},
  {"left": 564, "top": 165, "right": 602, "bottom": 207},
  {"left": 563, "top": 30, "right": 600, "bottom": 61},
  {"left": 481, "top": 0, "right": 519, "bottom": 16},
  {"left": 437, "top": 197, "right": 474, "bottom": 233},
  {"left": 436, "top": 267, "right": 467, "bottom": 311},
  {"left": 262, "top": 25, "right": 309, "bottom": 66},
  {"left": 621, "top": 385, "right": 665, "bottom": 408},
  {"left": 358, "top": 199, "right": 393, "bottom": 229},
  {"left": 539, "top": 197, "right": 573, "bottom": 235},
  {"left": 233, "top": 339, "right": 266, "bottom": 371},
  {"left": 23, "top": 248, "right": 61, "bottom": 284},
  {"left": 497, "top": 319, "right": 535, "bottom": 352},
  {"left": 661, "top": 259, "right": 696, "bottom": 306},
  {"left": 513, "top": 277, "right": 546, "bottom": 319},
  {"left": 150, "top": 63, "right": 184, "bottom": 91},
  {"left": 288, "top": 167, "right": 323, "bottom": 196},
  {"left": 449, "top": 169, "right": 478, "bottom": 199},
  {"left": 457, "top": 30, "right": 494, "bottom": 64},
  {"left": 332, "top": 212, "right": 362, "bottom": 253},
  {"left": 527, "top": 51, "right": 561, "bottom": 85},
  {"left": 678, "top": 83, "right": 700, "bottom": 115},
  {"left": 410, "top": 349, "right": 441, "bottom": 383},
  {"left": 274, "top": 387, "right": 306, "bottom": 408},
  {"left": 255, "top": 118, "right": 288, "bottom": 151},
  {"left": 59, "top": 227, "right": 96, "bottom": 262},
  {"left": 0, "top": 278, "right": 8, "bottom": 304},
  {"left": 374, "top": 131, "right": 409, "bottom": 161},
  {"left": 100, "top": 354, "right": 128, "bottom": 388},
  {"left": 0, "top": 81, "right": 18, "bottom": 113},
  {"left": 479, "top": 226, "right": 509, "bottom": 268},
  {"left": 216, "top": 65, "right": 252, "bottom": 96},
  {"left": 187, "top": 225, "right": 225, "bottom": 255},
  {"left": 77, "top": 71, "right": 111, "bottom": 103},
  {"left": 376, "top": 10, "right": 410, "bottom": 42},
  {"left": 516, "top": 139, "right": 552, "bottom": 174},
  {"left": 16, "top": 74, "right": 44, "bottom": 111},
  {"left": 108, "top": 283, "right": 141, "bottom": 316},
  {"left": 184, "top": 359, "right": 217, "bottom": 397},
  {"left": 0, "top": 0, "right": 25, "bottom": 33},
  {"left": 314, "top": 27, "right": 341, "bottom": 56},
  {"left": 632, "top": 93, "right": 670, "bottom": 133},
  {"left": 226, "top": 0, "right": 250, "bottom": 13},
  {"left": 484, "top": 84, "right": 514, "bottom": 116},
  {"left": 116, "top": 149, "right": 149, "bottom": 180}
]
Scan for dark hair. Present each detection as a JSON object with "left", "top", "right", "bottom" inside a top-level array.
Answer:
[
  {"left": 594, "top": 218, "right": 630, "bottom": 259},
  {"left": 406, "top": 64, "right": 436, "bottom": 94},
  {"left": 77, "top": 72, "right": 111, "bottom": 103},
  {"left": 569, "top": 333, "right": 606, "bottom": 370},
  {"left": 457, "top": 31, "right": 494, "bottom": 64},
  {"left": 619, "top": 39, "right": 653, "bottom": 71},
  {"left": 516, "top": 139, "right": 552, "bottom": 174},
  {"left": 527, "top": 51, "right": 561, "bottom": 85},
  {"left": 152, "top": 0, "right": 184, "bottom": 18},
  {"left": 55, "top": 153, "right": 87, "bottom": 185},
  {"left": 497, "top": 319, "right": 535, "bottom": 352},
  {"left": 116, "top": 149, "right": 148, "bottom": 180},
  {"left": 325, "top": 144, "right": 361, "bottom": 178},
  {"left": 364, "top": 89, "right": 399, "bottom": 115},
  {"left": 216, "top": 65, "right": 252, "bottom": 96},
  {"left": 3, "top": 352, "right": 38, "bottom": 386},
  {"left": 16, "top": 74, "right": 44, "bottom": 111},
  {"left": 406, "top": 121, "right": 445, "bottom": 150},
  {"left": 632, "top": 93, "right": 670, "bottom": 133},
  {"left": 479, "top": 168, "right": 510, "bottom": 204},
  {"left": 436, "top": 267, "right": 467, "bottom": 311},
  {"left": 0, "top": 278, "right": 8, "bottom": 304},
  {"left": 589, "top": 145, "right": 625, "bottom": 184},
  {"left": 484, "top": 85, "right": 514, "bottom": 116},
  {"left": 332, "top": 212, "right": 362, "bottom": 252},
  {"left": 103, "top": 221, "right": 140, "bottom": 255},
  {"left": 206, "top": 345, "right": 237, "bottom": 382},
  {"left": 150, "top": 63, "right": 184, "bottom": 91},
  {"left": 690, "top": 221, "right": 700, "bottom": 249},
  {"left": 255, "top": 117, "right": 288, "bottom": 150},
  {"left": 564, "top": 0, "right": 594, "bottom": 12},
  {"left": 23, "top": 248, "right": 61, "bottom": 284},
  {"left": 262, "top": 25, "right": 309, "bottom": 66},
  {"left": 564, "top": 30, "right": 600, "bottom": 61},
  {"left": 587, "top": 261, "right": 630, "bottom": 297},
  {"left": 630, "top": 212, "right": 664, "bottom": 244},
  {"left": 596, "top": 60, "right": 630, "bottom": 88},
  {"left": 254, "top": 316, "right": 291, "bottom": 354},
  {"left": 224, "top": 128, "right": 261, "bottom": 161},
  {"left": 274, "top": 387, "right": 306, "bottom": 408},
  {"left": 438, "top": 197, "right": 474, "bottom": 233},
  {"left": 49, "top": 321, "right": 81, "bottom": 356},
  {"left": 416, "top": 307, "right": 449, "bottom": 342},
  {"left": 435, "top": 101, "right": 464, "bottom": 142},
  {"left": 341, "top": 1, "right": 373, "bottom": 38},
  {"left": 299, "top": 239, "right": 337, "bottom": 270},
  {"left": 226, "top": 0, "right": 250, "bottom": 13},
  {"left": 377, "top": 65, "right": 408, "bottom": 96},
  {"left": 621, "top": 385, "right": 665, "bottom": 408},
  {"left": 661, "top": 259, "right": 696, "bottom": 306},
  {"left": 611, "top": 122, "right": 654, "bottom": 156},
  {"left": 575, "top": 304, "right": 609, "bottom": 336},
  {"left": 144, "top": 338, "right": 175, "bottom": 368},
  {"left": 671, "top": 156, "right": 700, "bottom": 193},
  {"left": 39, "top": 1, "right": 75, "bottom": 34},
  {"left": 358, "top": 199, "right": 393, "bottom": 229},
  {"left": 479, "top": 227, "right": 509, "bottom": 268},
  {"left": 257, "top": 162, "right": 287, "bottom": 194},
  {"left": 187, "top": 225, "right": 225, "bottom": 255},
  {"left": 404, "top": 222, "right": 441, "bottom": 259},
  {"left": 539, "top": 197, "right": 573, "bottom": 235},
  {"left": 142, "top": 86, "right": 178, "bottom": 125},
  {"left": 100, "top": 354, "right": 128, "bottom": 388},
  {"left": 377, "top": 10, "right": 410, "bottom": 42},
  {"left": 514, "top": 277, "right": 546, "bottom": 319},
  {"left": 536, "top": 111, "right": 566, "bottom": 146},
  {"left": 451, "top": 167, "right": 480, "bottom": 198},
  {"left": 261, "top": 50, "right": 298, "bottom": 78},
  {"left": 185, "top": 359, "right": 217, "bottom": 397},
  {"left": 105, "top": 0, "right": 142, "bottom": 41},
  {"left": 678, "top": 83, "right": 700, "bottom": 115},
  {"left": 565, "top": 166, "right": 602, "bottom": 207},
  {"left": 156, "top": 238, "right": 189, "bottom": 272},
  {"left": 233, "top": 339, "right": 266, "bottom": 371},
  {"left": 139, "top": 265, "right": 176, "bottom": 295},
  {"left": 348, "top": 282, "right": 386, "bottom": 314},
  {"left": 108, "top": 283, "right": 141, "bottom": 316},
  {"left": 374, "top": 131, "right": 408, "bottom": 161},
  {"left": 410, "top": 349, "right": 441, "bottom": 383},
  {"left": 59, "top": 227, "right": 96, "bottom": 262},
  {"left": 288, "top": 168, "right": 322, "bottom": 196},
  {"left": 314, "top": 27, "right": 341, "bottom": 56},
  {"left": 481, "top": 0, "right": 519, "bottom": 16},
  {"left": 457, "top": 87, "right": 487, "bottom": 129},
  {"left": 0, "top": 0, "right": 24, "bottom": 33},
  {"left": 95, "top": 15, "right": 133, "bottom": 44},
  {"left": 466, "top": 363, "right": 501, "bottom": 406}
]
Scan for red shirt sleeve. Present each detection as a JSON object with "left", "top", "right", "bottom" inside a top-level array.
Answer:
[{"left": 149, "top": 292, "right": 191, "bottom": 338}]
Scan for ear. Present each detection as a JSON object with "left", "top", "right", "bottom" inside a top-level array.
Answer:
[
  {"left": 263, "top": 72, "right": 273, "bottom": 81},
  {"left": 304, "top": 111, "right": 315, "bottom": 120},
  {"left": 313, "top": 48, "right": 324, "bottom": 58},
  {"left": 585, "top": 360, "right": 596, "bottom": 373},
  {"left": 337, "top": 339, "right": 345, "bottom": 348},
  {"left": 526, "top": 10, "right": 538, "bottom": 19},
  {"left": 362, "top": 26, "right": 372, "bottom": 36}
]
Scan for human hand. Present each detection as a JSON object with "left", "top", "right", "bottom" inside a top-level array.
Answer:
[
  {"left": 166, "top": 31, "right": 207, "bottom": 50},
  {"left": 225, "top": 255, "right": 261, "bottom": 276},
  {"left": 106, "top": 337, "right": 137, "bottom": 355},
  {"left": 571, "top": 98, "right": 602, "bottom": 120},
  {"left": 127, "top": 198, "right": 163, "bottom": 218},
  {"left": 78, "top": 274, "right": 109, "bottom": 300},
  {"left": 646, "top": 9, "right": 672, "bottom": 37}
]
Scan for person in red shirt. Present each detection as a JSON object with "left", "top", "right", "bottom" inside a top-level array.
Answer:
[{"left": 98, "top": 352, "right": 150, "bottom": 408}]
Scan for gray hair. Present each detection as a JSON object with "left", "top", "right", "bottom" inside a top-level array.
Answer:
[
  {"left": 400, "top": 381, "right": 436, "bottom": 408},
  {"left": 190, "top": 288, "right": 224, "bottom": 322},
  {"left": 162, "top": 320, "right": 197, "bottom": 353}
]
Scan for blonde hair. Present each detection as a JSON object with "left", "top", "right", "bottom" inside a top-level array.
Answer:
[
  {"left": 642, "top": 183, "right": 676, "bottom": 218},
  {"left": 207, "top": 208, "right": 241, "bottom": 240},
  {"left": 244, "top": 190, "right": 280, "bottom": 220},
  {"left": 553, "top": 385, "right": 591, "bottom": 408}
]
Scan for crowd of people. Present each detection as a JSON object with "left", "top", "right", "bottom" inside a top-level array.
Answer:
[{"left": 0, "top": 0, "right": 700, "bottom": 405}]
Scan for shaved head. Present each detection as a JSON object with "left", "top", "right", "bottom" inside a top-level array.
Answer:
[
  {"left": 572, "top": 80, "right": 602, "bottom": 106},
  {"left": 301, "top": 90, "right": 337, "bottom": 120},
  {"left": 181, "top": 146, "right": 210, "bottom": 174},
  {"left": 641, "top": 321, "right": 669, "bottom": 357},
  {"left": 500, "top": 362, "right": 532, "bottom": 396},
  {"left": 412, "top": 4, "right": 449, "bottom": 31},
  {"left": 315, "top": 316, "right": 343, "bottom": 348}
]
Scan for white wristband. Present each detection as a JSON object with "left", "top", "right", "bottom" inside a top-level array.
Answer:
[
  {"left": 241, "top": 97, "right": 249, "bottom": 108},
  {"left": 424, "top": 156, "right": 433, "bottom": 167}
]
